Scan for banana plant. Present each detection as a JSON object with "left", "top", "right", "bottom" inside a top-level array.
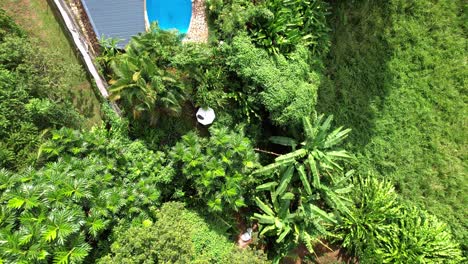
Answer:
[
  {"left": 253, "top": 115, "right": 354, "bottom": 260},
  {"left": 254, "top": 166, "right": 296, "bottom": 244},
  {"left": 253, "top": 164, "right": 339, "bottom": 262},
  {"left": 256, "top": 115, "right": 352, "bottom": 189}
]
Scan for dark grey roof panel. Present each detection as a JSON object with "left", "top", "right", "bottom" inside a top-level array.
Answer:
[{"left": 81, "top": 0, "right": 146, "bottom": 48}]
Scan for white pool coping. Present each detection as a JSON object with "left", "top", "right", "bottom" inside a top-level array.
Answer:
[{"left": 144, "top": 0, "right": 202, "bottom": 42}]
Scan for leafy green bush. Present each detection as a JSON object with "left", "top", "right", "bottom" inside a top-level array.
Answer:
[
  {"left": 206, "top": 0, "right": 331, "bottom": 56},
  {"left": 99, "top": 202, "right": 270, "bottom": 264},
  {"left": 335, "top": 177, "right": 463, "bottom": 263},
  {"left": 205, "top": 0, "right": 255, "bottom": 40},
  {"left": 171, "top": 43, "right": 229, "bottom": 109},
  {"left": 247, "top": 0, "right": 330, "bottom": 56},
  {"left": 0, "top": 9, "right": 24, "bottom": 39},
  {"left": 170, "top": 125, "right": 259, "bottom": 214},
  {"left": 0, "top": 10, "right": 85, "bottom": 170},
  {"left": 224, "top": 34, "right": 320, "bottom": 127},
  {"left": 0, "top": 126, "right": 173, "bottom": 263}
]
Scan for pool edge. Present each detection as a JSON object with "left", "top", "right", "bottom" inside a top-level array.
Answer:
[
  {"left": 144, "top": 0, "right": 150, "bottom": 31},
  {"left": 185, "top": 0, "right": 195, "bottom": 38},
  {"left": 143, "top": 0, "right": 207, "bottom": 43}
]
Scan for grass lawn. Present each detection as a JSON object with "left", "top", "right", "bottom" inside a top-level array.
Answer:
[
  {"left": 0, "top": 0, "right": 102, "bottom": 127},
  {"left": 318, "top": 0, "right": 467, "bottom": 251}
]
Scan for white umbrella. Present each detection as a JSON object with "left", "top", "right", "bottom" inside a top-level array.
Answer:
[{"left": 196, "top": 107, "right": 215, "bottom": 125}]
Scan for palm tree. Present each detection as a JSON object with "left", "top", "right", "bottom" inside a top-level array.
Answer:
[
  {"left": 108, "top": 24, "right": 186, "bottom": 125},
  {"left": 108, "top": 55, "right": 157, "bottom": 120},
  {"left": 0, "top": 165, "right": 91, "bottom": 264}
]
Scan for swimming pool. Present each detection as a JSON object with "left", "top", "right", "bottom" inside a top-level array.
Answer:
[{"left": 146, "top": 0, "right": 192, "bottom": 33}]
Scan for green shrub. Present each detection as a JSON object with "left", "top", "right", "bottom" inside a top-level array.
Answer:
[
  {"left": 0, "top": 10, "right": 85, "bottom": 170},
  {"left": 206, "top": 0, "right": 331, "bottom": 56},
  {"left": 99, "top": 202, "right": 270, "bottom": 264},
  {"left": 224, "top": 35, "right": 319, "bottom": 127},
  {"left": 0, "top": 126, "right": 174, "bottom": 263},
  {"left": 0, "top": 9, "right": 24, "bottom": 39},
  {"left": 205, "top": 0, "right": 254, "bottom": 40},
  {"left": 335, "top": 177, "right": 463, "bottom": 263},
  {"left": 247, "top": 0, "right": 330, "bottom": 56},
  {"left": 170, "top": 125, "right": 259, "bottom": 214},
  {"left": 97, "top": 224, "right": 162, "bottom": 264}
]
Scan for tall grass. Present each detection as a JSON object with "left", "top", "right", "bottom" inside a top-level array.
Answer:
[{"left": 318, "top": 0, "right": 467, "bottom": 250}]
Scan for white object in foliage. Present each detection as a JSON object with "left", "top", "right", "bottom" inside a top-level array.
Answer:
[
  {"left": 196, "top": 107, "right": 215, "bottom": 125},
  {"left": 240, "top": 228, "right": 253, "bottom": 242}
]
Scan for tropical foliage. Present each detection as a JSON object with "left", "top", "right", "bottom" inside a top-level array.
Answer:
[
  {"left": 248, "top": 0, "right": 330, "bottom": 56},
  {"left": 170, "top": 125, "right": 259, "bottom": 214},
  {"left": 99, "top": 202, "right": 269, "bottom": 264},
  {"left": 253, "top": 115, "right": 354, "bottom": 260},
  {"left": 206, "top": 0, "right": 330, "bottom": 56},
  {"left": 0, "top": 1, "right": 465, "bottom": 263},
  {"left": 224, "top": 35, "right": 320, "bottom": 127},
  {"left": 0, "top": 125, "right": 173, "bottom": 263},
  {"left": 335, "top": 177, "right": 463, "bottom": 263},
  {"left": 0, "top": 9, "right": 83, "bottom": 170},
  {"left": 108, "top": 24, "right": 186, "bottom": 124},
  {"left": 317, "top": 0, "right": 468, "bottom": 252}
]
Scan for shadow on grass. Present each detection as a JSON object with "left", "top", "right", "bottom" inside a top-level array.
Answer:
[{"left": 317, "top": 0, "right": 393, "bottom": 150}]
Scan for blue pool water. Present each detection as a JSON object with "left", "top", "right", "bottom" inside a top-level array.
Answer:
[{"left": 147, "top": 0, "right": 192, "bottom": 33}]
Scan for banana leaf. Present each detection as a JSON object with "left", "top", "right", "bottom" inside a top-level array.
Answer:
[
  {"left": 275, "top": 148, "right": 307, "bottom": 162},
  {"left": 307, "top": 154, "right": 321, "bottom": 188},
  {"left": 281, "top": 192, "right": 295, "bottom": 200},
  {"left": 253, "top": 213, "right": 275, "bottom": 224},
  {"left": 308, "top": 204, "right": 337, "bottom": 224},
  {"left": 269, "top": 136, "right": 297, "bottom": 150},
  {"left": 326, "top": 150, "right": 352, "bottom": 160},
  {"left": 296, "top": 164, "right": 312, "bottom": 195},
  {"left": 324, "top": 127, "right": 351, "bottom": 148},
  {"left": 303, "top": 117, "right": 316, "bottom": 139},
  {"left": 276, "top": 225, "right": 292, "bottom": 243},
  {"left": 256, "top": 181, "right": 279, "bottom": 191},
  {"left": 259, "top": 224, "right": 276, "bottom": 236},
  {"left": 334, "top": 185, "right": 353, "bottom": 194},
  {"left": 275, "top": 165, "right": 295, "bottom": 196},
  {"left": 255, "top": 197, "right": 275, "bottom": 216},
  {"left": 252, "top": 161, "right": 284, "bottom": 175}
]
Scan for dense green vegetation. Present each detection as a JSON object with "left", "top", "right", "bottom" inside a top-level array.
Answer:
[
  {"left": 0, "top": 0, "right": 466, "bottom": 263},
  {"left": 335, "top": 177, "right": 462, "bottom": 263},
  {"left": 99, "top": 202, "right": 269, "bottom": 263},
  {"left": 317, "top": 0, "right": 467, "bottom": 251},
  {"left": 0, "top": 10, "right": 83, "bottom": 170},
  {"left": 0, "top": 0, "right": 102, "bottom": 126},
  {"left": 252, "top": 115, "right": 355, "bottom": 261}
]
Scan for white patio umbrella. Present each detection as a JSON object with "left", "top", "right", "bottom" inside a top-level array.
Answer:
[{"left": 196, "top": 107, "right": 215, "bottom": 125}]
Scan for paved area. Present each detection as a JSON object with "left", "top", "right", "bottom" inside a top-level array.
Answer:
[{"left": 185, "top": 0, "right": 208, "bottom": 43}]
